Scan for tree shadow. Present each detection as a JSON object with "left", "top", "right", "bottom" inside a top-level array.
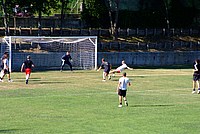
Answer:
[
  {"left": 131, "top": 104, "right": 174, "bottom": 108},
  {"left": 0, "top": 129, "right": 21, "bottom": 133}
]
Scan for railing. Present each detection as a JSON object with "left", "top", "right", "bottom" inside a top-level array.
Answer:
[{"left": 0, "top": 27, "right": 199, "bottom": 37}]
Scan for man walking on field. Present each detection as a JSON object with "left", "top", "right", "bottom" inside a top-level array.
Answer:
[
  {"left": 21, "top": 55, "right": 35, "bottom": 84},
  {"left": 117, "top": 72, "right": 131, "bottom": 108}
]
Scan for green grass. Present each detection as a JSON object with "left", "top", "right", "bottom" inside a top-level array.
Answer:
[{"left": 0, "top": 69, "right": 199, "bottom": 134}]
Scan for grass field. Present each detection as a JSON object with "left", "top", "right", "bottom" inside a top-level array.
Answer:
[{"left": 0, "top": 69, "right": 199, "bottom": 134}]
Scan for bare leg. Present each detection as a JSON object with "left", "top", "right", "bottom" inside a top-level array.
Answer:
[
  {"left": 118, "top": 96, "right": 122, "bottom": 107},
  {"left": 124, "top": 96, "right": 128, "bottom": 106}
]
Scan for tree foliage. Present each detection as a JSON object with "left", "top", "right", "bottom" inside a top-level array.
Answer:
[{"left": 81, "top": 0, "right": 110, "bottom": 28}]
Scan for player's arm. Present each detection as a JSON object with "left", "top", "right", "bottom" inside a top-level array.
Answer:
[
  {"left": 194, "top": 62, "right": 198, "bottom": 72},
  {"left": 128, "top": 81, "right": 131, "bottom": 86},
  {"left": 32, "top": 64, "right": 35, "bottom": 68},
  {"left": 127, "top": 66, "right": 133, "bottom": 70},
  {"left": 21, "top": 63, "right": 24, "bottom": 72},
  {"left": 97, "top": 66, "right": 102, "bottom": 71},
  {"left": 117, "top": 82, "right": 121, "bottom": 92}
]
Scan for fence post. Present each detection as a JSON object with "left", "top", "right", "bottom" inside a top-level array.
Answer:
[
  {"left": 98, "top": 28, "right": 101, "bottom": 36},
  {"left": 30, "top": 27, "right": 32, "bottom": 35},
  {"left": 163, "top": 28, "right": 165, "bottom": 36},
  {"left": 189, "top": 28, "right": 192, "bottom": 35},
  {"left": 154, "top": 28, "right": 156, "bottom": 36},
  {"left": 145, "top": 28, "right": 148, "bottom": 36},
  {"left": 127, "top": 28, "right": 130, "bottom": 36},
  {"left": 19, "top": 26, "right": 21, "bottom": 35},
  {"left": 136, "top": 28, "right": 139, "bottom": 36}
]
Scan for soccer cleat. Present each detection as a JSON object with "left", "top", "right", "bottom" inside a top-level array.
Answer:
[
  {"left": 0, "top": 79, "right": 4, "bottom": 82},
  {"left": 125, "top": 101, "right": 128, "bottom": 106},
  {"left": 108, "top": 76, "right": 111, "bottom": 80},
  {"left": 118, "top": 105, "right": 122, "bottom": 108},
  {"left": 102, "top": 79, "right": 106, "bottom": 82},
  {"left": 192, "top": 91, "right": 196, "bottom": 94},
  {"left": 198, "top": 90, "right": 200, "bottom": 94},
  {"left": 8, "top": 79, "right": 13, "bottom": 82}
]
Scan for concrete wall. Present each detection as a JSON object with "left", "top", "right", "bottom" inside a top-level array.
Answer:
[
  {"left": 11, "top": 51, "right": 200, "bottom": 71},
  {"left": 97, "top": 51, "right": 200, "bottom": 67}
]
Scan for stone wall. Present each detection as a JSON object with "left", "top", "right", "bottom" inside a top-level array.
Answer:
[{"left": 10, "top": 51, "right": 200, "bottom": 71}]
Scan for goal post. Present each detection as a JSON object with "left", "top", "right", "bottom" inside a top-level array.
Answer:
[{"left": 1, "top": 36, "right": 98, "bottom": 71}]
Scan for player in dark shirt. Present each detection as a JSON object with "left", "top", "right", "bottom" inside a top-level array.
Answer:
[
  {"left": 21, "top": 55, "right": 35, "bottom": 84},
  {"left": 192, "top": 59, "right": 200, "bottom": 94},
  {"left": 60, "top": 51, "right": 73, "bottom": 71},
  {"left": 97, "top": 58, "right": 111, "bottom": 81}
]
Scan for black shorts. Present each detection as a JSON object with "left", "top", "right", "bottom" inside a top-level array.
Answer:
[
  {"left": 193, "top": 73, "right": 200, "bottom": 81},
  {"left": 2, "top": 69, "right": 10, "bottom": 74},
  {"left": 118, "top": 89, "right": 127, "bottom": 97},
  {"left": 104, "top": 69, "right": 110, "bottom": 74}
]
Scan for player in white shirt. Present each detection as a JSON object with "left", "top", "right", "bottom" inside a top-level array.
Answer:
[
  {"left": 0, "top": 52, "right": 12, "bottom": 82},
  {"left": 117, "top": 72, "right": 131, "bottom": 108},
  {"left": 109, "top": 60, "right": 133, "bottom": 79}
]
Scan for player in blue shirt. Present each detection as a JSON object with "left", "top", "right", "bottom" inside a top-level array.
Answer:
[{"left": 60, "top": 51, "right": 73, "bottom": 71}]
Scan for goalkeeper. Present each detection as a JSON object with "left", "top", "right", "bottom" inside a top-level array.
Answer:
[{"left": 60, "top": 51, "right": 73, "bottom": 71}]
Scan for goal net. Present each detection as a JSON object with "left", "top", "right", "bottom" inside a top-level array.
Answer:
[{"left": 1, "top": 36, "right": 97, "bottom": 71}]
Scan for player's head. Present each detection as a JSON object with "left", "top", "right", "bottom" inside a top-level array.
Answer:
[
  {"left": 102, "top": 58, "right": 105, "bottom": 62},
  {"left": 123, "top": 72, "right": 126, "bottom": 77},
  {"left": 66, "top": 51, "right": 70, "bottom": 55},
  {"left": 122, "top": 60, "right": 125, "bottom": 64},
  {"left": 3, "top": 52, "right": 9, "bottom": 58},
  {"left": 27, "top": 55, "right": 31, "bottom": 59}
]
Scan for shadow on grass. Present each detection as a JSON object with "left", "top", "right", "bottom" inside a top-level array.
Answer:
[
  {"left": 0, "top": 129, "right": 22, "bottom": 133},
  {"left": 131, "top": 104, "right": 174, "bottom": 108},
  {"left": 33, "top": 81, "right": 67, "bottom": 84}
]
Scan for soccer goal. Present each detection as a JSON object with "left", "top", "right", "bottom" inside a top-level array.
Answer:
[{"left": 1, "top": 36, "right": 98, "bottom": 71}]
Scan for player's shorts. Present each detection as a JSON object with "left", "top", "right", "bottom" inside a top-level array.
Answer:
[
  {"left": 2, "top": 69, "right": 10, "bottom": 74},
  {"left": 25, "top": 68, "right": 32, "bottom": 75},
  {"left": 115, "top": 70, "right": 121, "bottom": 73},
  {"left": 118, "top": 89, "right": 127, "bottom": 97},
  {"left": 104, "top": 69, "right": 110, "bottom": 74},
  {"left": 193, "top": 73, "right": 200, "bottom": 81}
]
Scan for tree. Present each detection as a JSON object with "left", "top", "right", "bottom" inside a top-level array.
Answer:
[
  {"left": 106, "top": 0, "right": 120, "bottom": 40},
  {"left": 81, "top": 0, "right": 109, "bottom": 28},
  {"left": 1, "top": 0, "right": 9, "bottom": 35},
  {"left": 60, "top": 0, "right": 69, "bottom": 35}
]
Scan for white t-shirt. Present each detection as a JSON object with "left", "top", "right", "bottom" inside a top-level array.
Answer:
[
  {"left": 118, "top": 77, "right": 130, "bottom": 90},
  {"left": 116, "top": 64, "right": 128, "bottom": 72},
  {"left": 3, "top": 58, "right": 8, "bottom": 70}
]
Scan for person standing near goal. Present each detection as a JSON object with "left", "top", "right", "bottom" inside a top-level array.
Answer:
[
  {"left": 21, "top": 55, "right": 35, "bottom": 84},
  {"left": 117, "top": 72, "right": 131, "bottom": 108},
  {"left": 97, "top": 58, "right": 111, "bottom": 81},
  {"left": 0, "top": 52, "right": 13, "bottom": 82},
  {"left": 60, "top": 51, "right": 73, "bottom": 71}
]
